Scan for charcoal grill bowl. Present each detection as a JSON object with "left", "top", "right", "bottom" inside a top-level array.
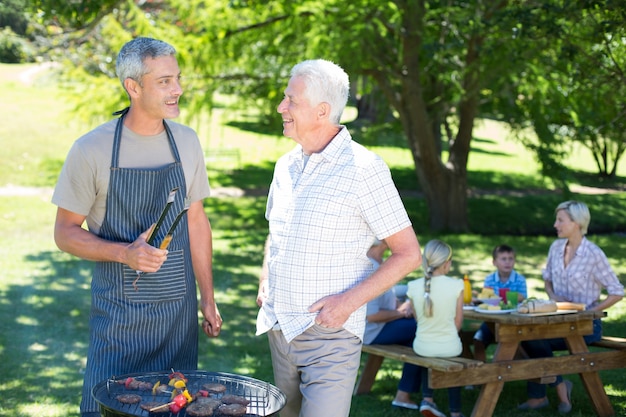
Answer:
[{"left": 93, "top": 370, "right": 286, "bottom": 417}]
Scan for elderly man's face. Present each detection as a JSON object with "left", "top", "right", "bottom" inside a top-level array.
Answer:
[{"left": 276, "top": 76, "right": 320, "bottom": 144}]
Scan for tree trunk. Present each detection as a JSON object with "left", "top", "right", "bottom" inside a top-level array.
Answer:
[
  {"left": 368, "top": 0, "right": 473, "bottom": 232},
  {"left": 365, "top": 0, "right": 503, "bottom": 232},
  {"left": 389, "top": 70, "right": 470, "bottom": 232},
  {"left": 408, "top": 128, "right": 469, "bottom": 232}
]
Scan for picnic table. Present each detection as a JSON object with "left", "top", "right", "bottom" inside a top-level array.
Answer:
[
  {"left": 356, "top": 309, "right": 626, "bottom": 417},
  {"left": 457, "top": 309, "right": 625, "bottom": 417}
]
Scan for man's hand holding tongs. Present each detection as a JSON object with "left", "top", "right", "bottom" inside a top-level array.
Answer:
[{"left": 127, "top": 225, "right": 168, "bottom": 273}]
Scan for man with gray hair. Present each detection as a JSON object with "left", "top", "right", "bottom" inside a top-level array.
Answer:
[
  {"left": 52, "top": 37, "right": 222, "bottom": 416},
  {"left": 256, "top": 59, "right": 422, "bottom": 417}
]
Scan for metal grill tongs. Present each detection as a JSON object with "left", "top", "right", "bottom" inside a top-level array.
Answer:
[
  {"left": 133, "top": 187, "right": 185, "bottom": 290},
  {"left": 146, "top": 187, "right": 179, "bottom": 246},
  {"left": 158, "top": 198, "right": 191, "bottom": 250}
]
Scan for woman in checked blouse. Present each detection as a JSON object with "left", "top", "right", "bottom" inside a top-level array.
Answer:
[{"left": 518, "top": 200, "right": 623, "bottom": 414}]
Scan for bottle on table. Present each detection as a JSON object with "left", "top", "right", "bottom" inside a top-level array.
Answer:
[{"left": 463, "top": 274, "right": 472, "bottom": 305}]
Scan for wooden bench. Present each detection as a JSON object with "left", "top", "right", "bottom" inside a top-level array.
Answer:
[
  {"left": 354, "top": 343, "right": 484, "bottom": 395},
  {"left": 591, "top": 336, "right": 626, "bottom": 350}
]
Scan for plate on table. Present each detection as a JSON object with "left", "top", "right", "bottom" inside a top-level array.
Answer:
[
  {"left": 474, "top": 297, "right": 502, "bottom": 305},
  {"left": 463, "top": 305, "right": 476, "bottom": 311},
  {"left": 511, "top": 309, "right": 578, "bottom": 317},
  {"left": 475, "top": 307, "right": 513, "bottom": 315}
]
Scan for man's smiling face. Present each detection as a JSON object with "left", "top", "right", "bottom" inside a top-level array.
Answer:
[
  {"left": 276, "top": 75, "right": 320, "bottom": 145},
  {"left": 135, "top": 55, "right": 183, "bottom": 121}
]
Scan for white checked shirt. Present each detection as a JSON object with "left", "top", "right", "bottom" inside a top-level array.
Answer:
[
  {"left": 256, "top": 127, "right": 412, "bottom": 343},
  {"left": 543, "top": 237, "right": 624, "bottom": 308}
]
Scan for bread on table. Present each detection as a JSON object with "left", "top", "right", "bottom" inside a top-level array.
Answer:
[{"left": 516, "top": 299, "right": 558, "bottom": 314}]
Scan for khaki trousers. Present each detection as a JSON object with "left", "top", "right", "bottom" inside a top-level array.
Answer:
[{"left": 268, "top": 325, "right": 362, "bottom": 417}]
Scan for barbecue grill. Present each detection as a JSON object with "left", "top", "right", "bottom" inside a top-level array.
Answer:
[{"left": 93, "top": 370, "right": 286, "bottom": 417}]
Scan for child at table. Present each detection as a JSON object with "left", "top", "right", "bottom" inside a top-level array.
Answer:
[
  {"left": 473, "top": 244, "right": 527, "bottom": 362},
  {"left": 407, "top": 239, "right": 465, "bottom": 417}
]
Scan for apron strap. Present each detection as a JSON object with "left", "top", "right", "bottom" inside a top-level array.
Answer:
[
  {"left": 163, "top": 121, "right": 182, "bottom": 163},
  {"left": 110, "top": 108, "right": 182, "bottom": 168},
  {"left": 112, "top": 107, "right": 130, "bottom": 116},
  {"left": 111, "top": 109, "right": 128, "bottom": 169}
]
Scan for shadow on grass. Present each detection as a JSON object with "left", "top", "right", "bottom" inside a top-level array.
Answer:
[
  {"left": 3, "top": 193, "right": 626, "bottom": 417},
  {"left": 225, "top": 119, "right": 282, "bottom": 137},
  {"left": 403, "top": 192, "right": 626, "bottom": 236},
  {"left": 568, "top": 169, "right": 626, "bottom": 190},
  {"left": 201, "top": 232, "right": 274, "bottom": 381},
  {"left": 208, "top": 162, "right": 275, "bottom": 191},
  {"left": 0, "top": 204, "right": 274, "bottom": 416},
  {"left": 0, "top": 251, "right": 92, "bottom": 413},
  {"left": 205, "top": 158, "right": 541, "bottom": 194}
]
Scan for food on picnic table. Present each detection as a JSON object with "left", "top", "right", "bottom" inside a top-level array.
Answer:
[
  {"left": 476, "top": 287, "right": 500, "bottom": 300},
  {"left": 116, "top": 393, "right": 142, "bottom": 404},
  {"left": 556, "top": 301, "right": 586, "bottom": 311},
  {"left": 516, "top": 299, "right": 558, "bottom": 314},
  {"left": 477, "top": 303, "right": 504, "bottom": 311},
  {"left": 476, "top": 295, "right": 516, "bottom": 311}
]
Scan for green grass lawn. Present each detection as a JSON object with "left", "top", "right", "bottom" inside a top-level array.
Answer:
[{"left": 2, "top": 63, "right": 626, "bottom": 416}]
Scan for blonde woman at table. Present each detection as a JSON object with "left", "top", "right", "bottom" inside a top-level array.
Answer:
[
  {"left": 407, "top": 240, "right": 465, "bottom": 417},
  {"left": 518, "top": 200, "right": 624, "bottom": 414}
]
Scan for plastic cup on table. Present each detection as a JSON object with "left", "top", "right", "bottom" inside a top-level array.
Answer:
[
  {"left": 498, "top": 288, "right": 509, "bottom": 303},
  {"left": 506, "top": 291, "right": 519, "bottom": 306}
]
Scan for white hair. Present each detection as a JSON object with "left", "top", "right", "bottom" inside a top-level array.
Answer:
[{"left": 290, "top": 59, "right": 349, "bottom": 124}]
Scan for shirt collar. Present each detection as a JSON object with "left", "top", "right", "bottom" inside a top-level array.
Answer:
[
  {"left": 577, "top": 236, "right": 590, "bottom": 255},
  {"left": 289, "top": 126, "right": 350, "bottom": 164}
]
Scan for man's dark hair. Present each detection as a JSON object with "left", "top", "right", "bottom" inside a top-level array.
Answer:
[{"left": 492, "top": 244, "right": 515, "bottom": 259}]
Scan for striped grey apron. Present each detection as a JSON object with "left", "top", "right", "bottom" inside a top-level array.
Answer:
[{"left": 80, "top": 110, "right": 198, "bottom": 414}]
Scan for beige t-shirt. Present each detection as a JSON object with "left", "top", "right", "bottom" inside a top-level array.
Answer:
[{"left": 52, "top": 118, "right": 211, "bottom": 235}]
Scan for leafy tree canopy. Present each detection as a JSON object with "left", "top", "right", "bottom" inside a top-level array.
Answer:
[{"left": 29, "top": 0, "right": 626, "bottom": 232}]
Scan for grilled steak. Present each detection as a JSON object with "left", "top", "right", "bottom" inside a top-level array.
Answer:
[
  {"left": 220, "top": 394, "right": 250, "bottom": 406},
  {"left": 115, "top": 394, "right": 142, "bottom": 404},
  {"left": 202, "top": 383, "right": 227, "bottom": 393},
  {"left": 186, "top": 398, "right": 222, "bottom": 416},
  {"left": 217, "top": 403, "right": 247, "bottom": 416}
]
